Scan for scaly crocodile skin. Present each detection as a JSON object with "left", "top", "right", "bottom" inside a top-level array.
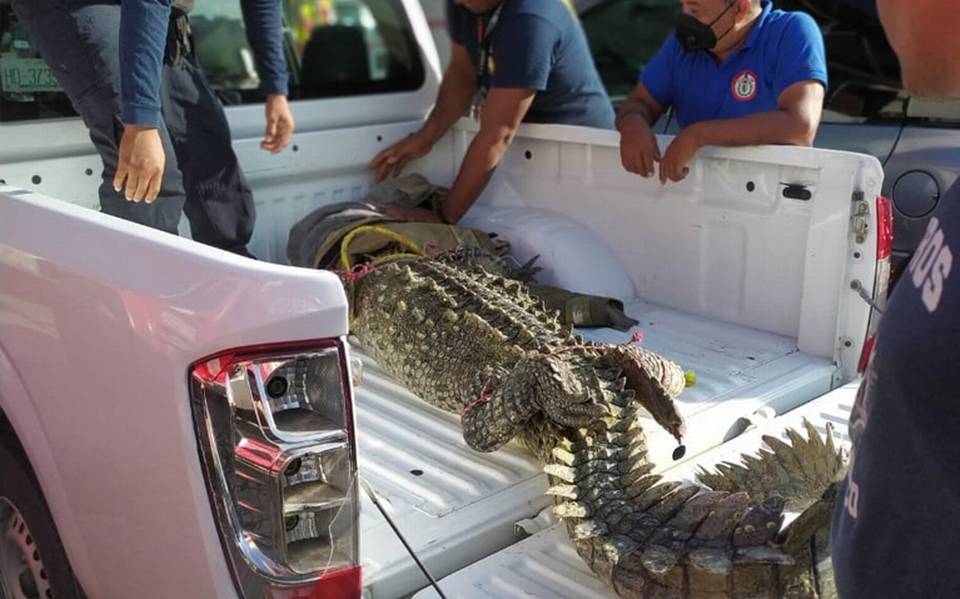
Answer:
[{"left": 350, "top": 258, "right": 845, "bottom": 598}]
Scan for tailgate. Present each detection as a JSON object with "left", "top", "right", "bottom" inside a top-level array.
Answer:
[{"left": 408, "top": 382, "right": 858, "bottom": 599}]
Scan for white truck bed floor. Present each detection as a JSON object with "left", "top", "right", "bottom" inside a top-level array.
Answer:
[
  {"left": 411, "top": 381, "right": 858, "bottom": 599},
  {"left": 357, "top": 299, "right": 839, "bottom": 598}
]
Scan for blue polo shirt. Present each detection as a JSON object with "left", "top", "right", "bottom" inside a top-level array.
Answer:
[
  {"left": 640, "top": 1, "right": 827, "bottom": 128},
  {"left": 446, "top": 0, "right": 615, "bottom": 129}
]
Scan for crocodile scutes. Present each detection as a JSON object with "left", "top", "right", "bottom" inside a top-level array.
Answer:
[{"left": 350, "top": 258, "right": 845, "bottom": 599}]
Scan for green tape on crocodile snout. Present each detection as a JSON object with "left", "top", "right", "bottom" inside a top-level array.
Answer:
[{"left": 564, "top": 296, "right": 591, "bottom": 326}]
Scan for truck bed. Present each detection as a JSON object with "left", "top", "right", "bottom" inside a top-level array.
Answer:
[
  {"left": 357, "top": 298, "right": 836, "bottom": 597},
  {"left": 409, "top": 382, "right": 857, "bottom": 599},
  {"left": 344, "top": 126, "right": 876, "bottom": 597},
  {"left": 0, "top": 117, "right": 880, "bottom": 599}
]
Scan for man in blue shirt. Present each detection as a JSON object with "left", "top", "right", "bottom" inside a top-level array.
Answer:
[
  {"left": 11, "top": 0, "right": 294, "bottom": 256},
  {"left": 617, "top": 0, "right": 827, "bottom": 183},
  {"left": 369, "top": 0, "right": 614, "bottom": 224},
  {"left": 832, "top": 1, "right": 960, "bottom": 597}
]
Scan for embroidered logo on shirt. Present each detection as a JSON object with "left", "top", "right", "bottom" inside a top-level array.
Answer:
[{"left": 731, "top": 70, "right": 758, "bottom": 102}]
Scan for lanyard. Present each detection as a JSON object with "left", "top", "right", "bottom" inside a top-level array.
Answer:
[
  {"left": 472, "top": 4, "right": 504, "bottom": 118},
  {"left": 476, "top": 4, "right": 504, "bottom": 82}
]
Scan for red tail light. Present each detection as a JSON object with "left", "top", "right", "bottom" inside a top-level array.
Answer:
[
  {"left": 268, "top": 566, "right": 363, "bottom": 599},
  {"left": 856, "top": 197, "right": 893, "bottom": 374},
  {"left": 876, "top": 195, "right": 894, "bottom": 260}
]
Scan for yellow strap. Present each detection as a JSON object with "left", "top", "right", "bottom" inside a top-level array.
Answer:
[
  {"left": 371, "top": 252, "right": 422, "bottom": 267},
  {"left": 339, "top": 224, "right": 427, "bottom": 329},
  {"left": 339, "top": 224, "right": 424, "bottom": 270}
]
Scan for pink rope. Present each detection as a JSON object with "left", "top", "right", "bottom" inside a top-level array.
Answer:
[
  {"left": 423, "top": 239, "right": 441, "bottom": 257},
  {"left": 545, "top": 344, "right": 592, "bottom": 356},
  {"left": 544, "top": 328, "right": 645, "bottom": 357},
  {"left": 335, "top": 263, "right": 374, "bottom": 284},
  {"left": 460, "top": 378, "right": 495, "bottom": 422},
  {"left": 458, "top": 333, "right": 660, "bottom": 423}
]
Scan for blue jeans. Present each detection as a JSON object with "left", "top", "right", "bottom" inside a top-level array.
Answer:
[{"left": 12, "top": 0, "right": 256, "bottom": 255}]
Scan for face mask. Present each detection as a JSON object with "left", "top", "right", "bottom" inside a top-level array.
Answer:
[{"left": 675, "top": 1, "right": 738, "bottom": 52}]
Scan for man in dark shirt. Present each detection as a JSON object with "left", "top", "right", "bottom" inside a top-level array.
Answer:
[
  {"left": 832, "top": 1, "right": 960, "bottom": 597},
  {"left": 369, "top": 0, "right": 613, "bottom": 225},
  {"left": 11, "top": 0, "right": 294, "bottom": 256}
]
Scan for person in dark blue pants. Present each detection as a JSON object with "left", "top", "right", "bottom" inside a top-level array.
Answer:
[{"left": 10, "top": 0, "right": 294, "bottom": 256}]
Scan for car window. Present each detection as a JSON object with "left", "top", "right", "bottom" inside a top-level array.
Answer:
[
  {"left": 0, "top": 0, "right": 425, "bottom": 123},
  {"left": 191, "top": 0, "right": 425, "bottom": 103},
  {"left": 577, "top": 0, "right": 916, "bottom": 123}
]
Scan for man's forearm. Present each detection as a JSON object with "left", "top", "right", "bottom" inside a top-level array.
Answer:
[
  {"left": 694, "top": 109, "right": 818, "bottom": 148},
  {"left": 420, "top": 65, "right": 476, "bottom": 145},
  {"left": 240, "top": 0, "right": 288, "bottom": 95},
  {"left": 615, "top": 97, "right": 657, "bottom": 132},
  {"left": 119, "top": 0, "right": 174, "bottom": 127},
  {"left": 441, "top": 129, "right": 512, "bottom": 223}
]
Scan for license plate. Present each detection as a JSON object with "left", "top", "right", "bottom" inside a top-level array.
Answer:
[{"left": 0, "top": 57, "right": 62, "bottom": 93}]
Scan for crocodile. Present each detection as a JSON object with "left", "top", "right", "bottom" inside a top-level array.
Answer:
[{"left": 349, "top": 257, "right": 846, "bottom": 599}]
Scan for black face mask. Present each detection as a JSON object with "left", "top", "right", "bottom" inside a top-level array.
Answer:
[{"left": 675, "top": 1, "right": 738, "bottom": 52}]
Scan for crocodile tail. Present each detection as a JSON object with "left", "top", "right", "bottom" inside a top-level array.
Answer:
[
  {"left": 695, "top": 420, "right": 846, "bottom": 597},
  {"left": 776, "top": 481, "right": 841, "bottom": 599},
  {"left": 548, "top": 426, "right": 795, "bottom": 598},
  {"left": 695, "top": 419, "right": 847, "bottom": 513},
  {"left": 547, "top": 417, "right": 846, "bottom": 598}
]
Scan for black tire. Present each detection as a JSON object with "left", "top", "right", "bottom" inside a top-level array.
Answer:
[{"left": 0, "top": 441, "right": 85, "bottom": 599}]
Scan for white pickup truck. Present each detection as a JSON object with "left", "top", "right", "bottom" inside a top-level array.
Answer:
[{"left": 0, "top": 2, "right": 888, "bottom": 598}]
